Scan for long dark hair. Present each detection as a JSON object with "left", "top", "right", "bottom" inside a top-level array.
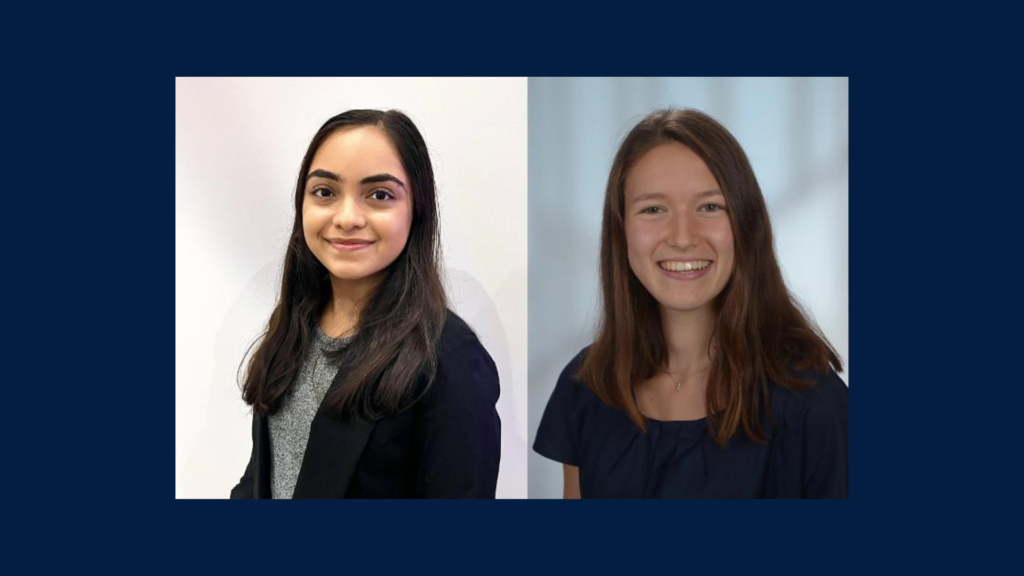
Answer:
[
  {"left": 241, "top": 109, "right": 447, "bottom": 422},
  {"left": 578, "top": 108, "right": 843, "bottom": 447}
]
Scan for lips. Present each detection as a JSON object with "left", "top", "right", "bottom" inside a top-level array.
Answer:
[
  {"left": 659, "top": 259, "right": 712, "bottom": 272},
  {"left": 326, "top": 238, "right": 374, "bottom": 252},
  {"left": 657, "top": 259, "right": 714, "bottom": 280}
]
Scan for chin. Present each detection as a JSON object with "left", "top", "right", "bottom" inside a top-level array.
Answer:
[
  {"left": 330, "top": 264, "right": 391, "bottom": 283},
  {"left": 326, "top": 266, "right": 368, "bottom": 281},
  {"left": 654, "top": 295, "right": 715, "bottom": 314}
]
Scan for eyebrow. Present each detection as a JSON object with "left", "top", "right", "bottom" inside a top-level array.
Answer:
[
  {"left": 630, "top": 190, "right": 724, "bottom": 204},
  {"left": 362, "top": 173, "right": 407, "bottom": 189},
  {"left": 307, "top": 169, "right": 406, "bottom": 190}
]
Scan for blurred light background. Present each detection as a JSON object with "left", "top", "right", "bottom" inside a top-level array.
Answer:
[{"left": 527, "top": 77, "right": 849, "bottom": 498}]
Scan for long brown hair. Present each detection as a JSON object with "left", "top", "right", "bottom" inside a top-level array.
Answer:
[
  {"left": 578, "top": 108, "right": 843, "bottom": 446},
  {"left": 240, "top": 109, "right": 447, "bottom": 422}
]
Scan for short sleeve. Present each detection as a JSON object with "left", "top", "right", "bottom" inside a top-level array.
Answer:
[
  {"left": 800, "top": 370, "right": 849, "bottom": 498},
  {"left": 533, "top": 350, "right": 589, "bottom": 466}
]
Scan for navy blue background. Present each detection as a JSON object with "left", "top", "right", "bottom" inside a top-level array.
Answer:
[{"left": 6, "top": 3, "right": 1015, "bottom": 571}]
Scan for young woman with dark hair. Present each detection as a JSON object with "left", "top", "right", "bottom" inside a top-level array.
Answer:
[
  {"left": 534, "top": 108, "right": 847, "bottom": 499},
  {"left": 231, "top": 109, "right": 500, "bottom": 499}
]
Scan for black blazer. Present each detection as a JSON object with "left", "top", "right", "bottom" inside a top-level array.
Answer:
[{"left": 230, "top": 311, "right": 501, "bottom": 498}]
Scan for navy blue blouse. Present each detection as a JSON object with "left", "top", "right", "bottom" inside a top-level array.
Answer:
[{"left": 533, "top": 348, "right": 848, "bottom": 498}]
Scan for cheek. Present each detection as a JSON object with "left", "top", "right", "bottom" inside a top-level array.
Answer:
[
  {"left": 623, "top": 222, "right": 639, "bottom": 262},
  {"left": 708, "top": 224, "right": 735, "bottom": 271},
  {"left": 301, "top": 204, "right": 324, "bottom": 241},
  {"left": 377, "top": 206, "right": 413, "bottom": 249},
  {"left": 625, "top": 221, "right": 656, "bottom": 255},
  {"left": 301, "top": 204, "right": 314, "bottom": 240},
  {"left": 624, "top": 222, "right": 654, "bottom": 277}
]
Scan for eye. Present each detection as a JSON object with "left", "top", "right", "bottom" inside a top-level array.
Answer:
[
  {"left": 640, "top": 206, "right": 665, "bottom": 215},
  {"left": 311, "top": 187, "right": 334, "bottom": 199},
  {"left": 699, "top": 203, "right": 725, "bottom": 213},
  {"left": 369, "top": 188, "right": 395, "bottom": 201}
]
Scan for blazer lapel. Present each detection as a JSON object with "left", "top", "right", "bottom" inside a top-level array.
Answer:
[
  {"left": 292, "top": 409, "right": 375, "bottom": 499},
  {"left": 282, "top": 348, "right": 376, "bottom": 499}
]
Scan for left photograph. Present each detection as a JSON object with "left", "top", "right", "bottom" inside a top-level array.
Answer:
[{"left": 176, "top": 78, "right": 528, "bottom": 498}]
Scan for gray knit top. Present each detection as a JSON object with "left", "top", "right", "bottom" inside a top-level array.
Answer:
[{"left": 268, "top": 325, "right": 350, "bottom": 499}]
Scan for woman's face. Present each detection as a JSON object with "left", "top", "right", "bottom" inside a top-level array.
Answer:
[
  {"left": 302, "top": 126, "right": 413, "bottom": 289},
  {"left": 623, "top": 141, "right": 735, "bottom": 316}
]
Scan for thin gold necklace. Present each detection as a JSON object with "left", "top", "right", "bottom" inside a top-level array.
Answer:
[
  {"left": 660, "top": 365, "right": 710, "bottom": 391},
  {"left": 660, "top": 369, "right": 685, "bottom": 391}
]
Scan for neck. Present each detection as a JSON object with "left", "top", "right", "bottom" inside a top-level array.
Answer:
[
  {"left": 659, "top": 305, "right": 716, "bottom": 378},
  {"left": 322, "top": 273, "right": 382, "bottom": 337}
]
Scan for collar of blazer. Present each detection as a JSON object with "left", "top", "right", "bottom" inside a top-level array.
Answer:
[
  {"left": 253, "top": 385, "right": 377, "bottom": 499},
  {"left": 293, "top": 363, "right": 377, "bottom": 498}
]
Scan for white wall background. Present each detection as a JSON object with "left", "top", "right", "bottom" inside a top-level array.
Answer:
[
  {"left": 527, "top": 77, "right": 849, "bottom": 498},
  {"left": 176, "top": 77, "right": 529, "bottom": 498}
]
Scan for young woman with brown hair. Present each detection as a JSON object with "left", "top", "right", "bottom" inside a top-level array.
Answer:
[
  {"left": 534, "top": 108, "right": 847, "bottom": 498},
  {"left": 231, "top": 109, "right": 500, "bottom": 499}
]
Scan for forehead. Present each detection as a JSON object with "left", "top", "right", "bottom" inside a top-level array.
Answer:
[
  {"left": 625, "top": 141, "right": 719, "bottom": 200},
  {"left": 309, "top": 126, "right": 406, "bottom": 178}
]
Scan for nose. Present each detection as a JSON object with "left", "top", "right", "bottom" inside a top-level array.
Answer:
[
  {"left": 332, "top": 195, "right": 366, "bottom": 231},
  {"left": 668, "top": 210, "right": 699, "bottom": 250}
]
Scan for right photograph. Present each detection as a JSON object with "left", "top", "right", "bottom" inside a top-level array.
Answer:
[{"left": 528, "top": 77, "right": 849, "bottom": 499}]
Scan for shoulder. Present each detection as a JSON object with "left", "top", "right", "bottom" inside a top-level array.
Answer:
[
  {"left": 549, "top": 346, "right": 600, "bottom": 409},
  {"left": 768, "top": 368, "right": 848, "bottom": 433},
  {"left": 552, "top": 346, "right": 589, "bottom": 390},
  {"left": 436, "top": 309, "right": 481, "bottom": 351},
  {"left": 427, "top": 309, "right": 499, "bottom": 402},
  {"left": 767, "top": 368, "right": 848, "bottom": 497},
  {"left": 436, "top": 309, "right": 493, "bottom": 362},
  {"left": 560, "top": 346, "right": 590, "bottom": 382},
  {"left": 533, "top": 346, "right": 596, "bottom": 465}
]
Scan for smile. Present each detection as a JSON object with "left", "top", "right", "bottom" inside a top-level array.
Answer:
[
  {"left": 326, "top": 238, "right": 374, "bottom": 252},
  {"left": 659, "top": 260, "right": 711, "bottom": 272},
  {"left": 658, "top": 259, "right": 713, "bottom": 280}
]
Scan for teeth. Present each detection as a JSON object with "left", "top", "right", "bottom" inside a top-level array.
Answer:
[{"left": 660, "top": 260, "right": 711, "bottom": 272}]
